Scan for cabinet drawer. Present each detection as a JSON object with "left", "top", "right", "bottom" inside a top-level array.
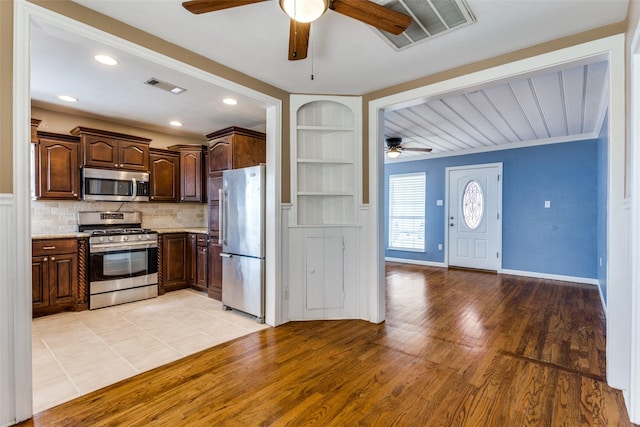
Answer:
[
  {"left": 196, "top": 234, "right": 208, "bottom": 246},
  {"left": 33, "top": 239, "right": 77, "bottom": 256}
]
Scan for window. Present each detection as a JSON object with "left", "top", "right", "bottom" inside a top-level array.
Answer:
[
  {"left": 462, "top": 180, "right": 483, "bottom": 229},
  {"left": 388, "top": 172, "right": 426, "bottom": 251}
]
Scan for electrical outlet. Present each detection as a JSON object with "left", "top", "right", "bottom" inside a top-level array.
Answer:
[
  {"left": 544, "top": 201, "right": 551, "bottom": 208},
  {"left": 436, "top": 199, "right": 443, "bottom": 206},
  {"left": 283, "top": 288, "right": 289, "bottom": 300},
  {"left": 438, "top": 244, "right": 443, "bottom": 251}
]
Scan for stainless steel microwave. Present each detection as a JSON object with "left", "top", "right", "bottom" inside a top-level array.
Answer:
[{"left": 82, "top": 168, "right": 150, "bottom": 202}]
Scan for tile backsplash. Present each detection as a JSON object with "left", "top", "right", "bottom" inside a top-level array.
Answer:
[{"left": 31, "top": 200, "right": 207, "bottom": 234}]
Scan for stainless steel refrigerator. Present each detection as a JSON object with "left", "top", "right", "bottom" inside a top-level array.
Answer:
[{"left": 220, "top": 165, "right": 266, "bottom": 323}]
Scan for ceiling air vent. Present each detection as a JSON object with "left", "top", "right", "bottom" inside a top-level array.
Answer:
[
  {"left": 376, "top": 0, "right": 476, "bottom": 50},
  {"left": 144, "top": 77, "right": 186, "bottom": 95}
]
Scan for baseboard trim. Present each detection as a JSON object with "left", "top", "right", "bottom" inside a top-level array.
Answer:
[
  {"left": 385, "top": 257, "right": 447, "bottom": 268},
  {"left": 500, "top": 269, "right": 599, "bottom": 285}
]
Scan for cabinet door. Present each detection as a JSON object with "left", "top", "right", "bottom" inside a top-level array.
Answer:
[
  {"left": 207, "top": 242, "right": 222, "bottom": 300},
  {"left": 208, "top": 174, "right": 223, "bottom": 203},
  {"left": 119, "top": 141, "right": 149, "bottom": 171},
  {"left": 208, "top": 204, "right": 219, "bottom": 236},
  {"left": 83, "top": 135, "right": 119, "bottom": 168},
  {"left": 150, "top": 153, "right": 179, "bottom": 202},
  {"left": 163, "top": 234, "right": 188, "bottom": 291},
  {"left": 208, "top": 141, "right": 230, "bottom": 173},
  {"left": 187, "top": 233, "right": 197, "bottom": 285},
  {"left": 196, "top": 244, "right": 208, "bottom": 290},
  {"left": 37, "top": 139, "right": 79, "bottom": 199},
  {"left": 32, "top": 256, "right": 49, "bottom": 310},
  {"left": 306, "top": 236, "right": 344, "bottom": 309},
  {"left": 180, "top": 151, "right": 202, "bottom": 202},
  {"left": 49, "top": 253, "right": 78, "bottom": 307}
]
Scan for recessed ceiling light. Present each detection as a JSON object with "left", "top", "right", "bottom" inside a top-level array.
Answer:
[
  {"left": 169, "top": 121, "right": 183, "bottom": 127},
  {"left": 223, "top": 98, "right": 238, "bottom": 105},
  {"left": 94, "top": 54, "right": 118, "bottom": 66},
  {"left": 58, "top": 95, "right": 78, "bottom": 103}
]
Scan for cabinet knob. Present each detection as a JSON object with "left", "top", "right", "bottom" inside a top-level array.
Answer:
[
  {"left": 50, "top": 257, "right": 56, "bottom": 261},
  {"left": 43, "top": 257, "right": 48, "bottom": 262},
  {"left": 73, "top": 193, "right": 78, "bottom": 197}
]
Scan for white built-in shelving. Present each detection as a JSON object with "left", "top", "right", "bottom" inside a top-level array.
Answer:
[{"left": 291, "top": 95, "right": 361, "bottom": 226}]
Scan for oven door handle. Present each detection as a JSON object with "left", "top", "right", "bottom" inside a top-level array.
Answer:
[
  {"left": 131, "top": 178, "right": 137, "bottom": 201},
  {"left": 90, "top": 242, "right": 157, "bottom": 252}
]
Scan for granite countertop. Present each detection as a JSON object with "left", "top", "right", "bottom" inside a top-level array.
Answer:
[
  {"left": 154, "top": 228, "right": 208, "bottom": 234},
  {"left": 32, "top": 232, "right": 91, "bottom": 240}
]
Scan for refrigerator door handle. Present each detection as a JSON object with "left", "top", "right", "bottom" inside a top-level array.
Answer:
[{"left": 218, "top": 188, "right": 226, "bottom": 245}]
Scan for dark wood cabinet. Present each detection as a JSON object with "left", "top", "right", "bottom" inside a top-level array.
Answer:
[
  {"left": 207, "top": 241, "right": 223, "bottom": 301},
  {"left": 196, "top": 235, "right": 208, "bottom": 291},
  {"left": 71, "top": 126, "right": 151, "bottom": 171},
  {"left": 187, "top": 233, "right": 208, "bottom": 292},
  {"left": 32, "top": 131, "right": 81, "bottom": 200},
  {"left": 32, "top": 238, "right": 87, "bottom": 318},
  {"left": 205, "top": 127, "right": 265, "bottom": 300},
  {"left": 160, "top": 233, "right": 188, "bottom": 292},
  {"left": 168, "top": 145, "right": 207, "bottom": 203},
  {"left": 206, "top": 127, "right": 266, "bottom": 175},
  {"left": 187, "top": 233, "right": 197, "bottom": 286},
  {"left": 149, "top": 148, "right": 180, "bottom": 202}
]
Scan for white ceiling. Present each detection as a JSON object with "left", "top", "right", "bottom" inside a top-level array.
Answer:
[
  {"left": 30, "top": 0, "right": 626, "bottom": 151},
  {"left": 384, "top": 58, "right": 610, "bottom": 160}
]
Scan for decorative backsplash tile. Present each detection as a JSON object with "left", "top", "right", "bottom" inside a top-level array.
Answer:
[{"left": 31, "top": 200, "right": 207, "bottom": 234}]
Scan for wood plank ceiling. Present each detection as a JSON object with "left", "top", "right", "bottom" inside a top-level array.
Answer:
[{"left": 383, "top": 59, "right": 609, "bottom": 161}]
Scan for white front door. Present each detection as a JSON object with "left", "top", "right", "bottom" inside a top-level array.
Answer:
[{"left": 447, "top": 164, "right": 502, "bottom": 271}]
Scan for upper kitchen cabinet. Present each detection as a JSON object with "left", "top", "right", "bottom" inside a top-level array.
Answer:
[
  {"left": 168, "top": 144, "right": 207, "bottom": 203},
  {"left": 71, "top": 126, "right": 151, "bottom": 172},
  {"left": 32, "top": 130, "right": 81, "bottom": 200},
  {"left": 149, "top": 148, "right": 180, "bottom": 202},
  {"left": 206, "top": 126, "right": 266, "bottom": 174},
  {"left": 290, "top": 95, "right": 361, "bottom": 226}
]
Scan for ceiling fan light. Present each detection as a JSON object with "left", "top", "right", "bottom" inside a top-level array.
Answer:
[
  {"left": 386, "top": 146, "right": 401, "bottom": 158},
  {"left": 280, "top": 0, "right": 327, "bottom": 23}
]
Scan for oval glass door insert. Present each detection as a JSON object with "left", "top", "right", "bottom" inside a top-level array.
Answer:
[{"left": 462, "top": 180, "right": 483, "bottom": 229}]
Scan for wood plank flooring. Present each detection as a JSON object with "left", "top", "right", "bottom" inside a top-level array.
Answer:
[{"left": 18, "top": 263, "right": 635, "bottom": 426}]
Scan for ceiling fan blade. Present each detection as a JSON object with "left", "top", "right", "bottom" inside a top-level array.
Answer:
[
  {"left": 402, "top": 147, "right": 433, "bottom": 152},
  {"left": 331, "top": 0, "right": 412, "bottom": 35},
  {"left": 288, "top": 19, "right": 311, "bottom": 61},
  {"left": 182, "top": 0, "right": 265, "bottom": 15}
]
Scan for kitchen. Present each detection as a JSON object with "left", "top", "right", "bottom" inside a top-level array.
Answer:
[{"left": 29, "top": 17, "right": 271, "bottom": 412}]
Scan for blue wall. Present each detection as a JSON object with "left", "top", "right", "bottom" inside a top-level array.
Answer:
[
  {"left": 597, "top": 116, "right": 609, "bottom": 304},
  {"left": 385, "top": 139, "right": 599, "bottom": 279}
]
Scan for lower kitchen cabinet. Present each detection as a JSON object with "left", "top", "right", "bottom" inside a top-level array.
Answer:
[
  {"left": 207, "top": 241, "right": 222, "bottom": 300},
  {"left": 196, "top": 235, "right": 208, "bottom": 291},
  {"left": 187, "top": 233, "right": 197, "bottom": 286},
  {"left": 187, "top": 233, "right": 208, "bottom": 292},
  {"left": 32, "top": 238, "right": 88, "bottom": 318},
  {"left": 160, "top": 233, "right": 188, "bottom": 292}
]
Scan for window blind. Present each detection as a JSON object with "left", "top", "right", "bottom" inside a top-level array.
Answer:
[{"left": 388, "top": 172, "right": 426, "bottom": 251}]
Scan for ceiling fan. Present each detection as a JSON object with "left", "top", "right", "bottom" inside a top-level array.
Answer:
[
  {"left": 385, "top": 137, "right": 432, "bottom": 158},
  {"left": 182, "top": 0, "right": 412, "bottom": 60}
]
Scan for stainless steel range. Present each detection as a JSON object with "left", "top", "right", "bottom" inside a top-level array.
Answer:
[{"left": 79, "top": 211, "right": 158, "bottom": 309}]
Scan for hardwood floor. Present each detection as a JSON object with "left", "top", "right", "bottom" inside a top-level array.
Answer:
[{"left": 19, "top": 263, "right": 634, "bottom": 426}]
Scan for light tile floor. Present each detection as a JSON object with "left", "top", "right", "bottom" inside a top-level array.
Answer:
[{"left": 32, "top": 289, "right": 269, "bottom": 413}]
